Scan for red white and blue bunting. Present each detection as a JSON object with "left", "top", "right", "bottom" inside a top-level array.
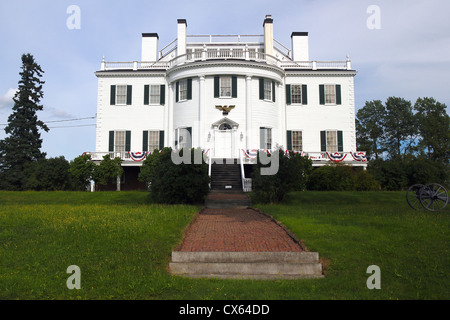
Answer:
[
  {"left": 326, "top": 152, "right": 347, "bottom": 162},
  {"left": 242, "top": 149, "right": 272, "bottom": 159},
  {"left": 351, "top": 152, "right": 367, "bottom": 162},
  {"left": 128, "top": 151, "right": 149, "bottom": 161}
]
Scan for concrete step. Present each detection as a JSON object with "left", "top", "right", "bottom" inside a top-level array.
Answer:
[{"left": 169, "top": 251, "right": 323, "bottom": 279}]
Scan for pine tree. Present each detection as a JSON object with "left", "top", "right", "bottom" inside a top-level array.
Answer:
[{"left": 0, "top": 53, "right": 49, "bottom": 190}]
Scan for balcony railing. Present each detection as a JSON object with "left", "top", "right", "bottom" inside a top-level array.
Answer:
[{"left": 100, "top": 47, "right": 352, "bottom": 71}]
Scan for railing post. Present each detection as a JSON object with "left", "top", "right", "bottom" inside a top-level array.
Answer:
[{"left": 312, "top": 61, "right": 317, "bottom": 70}]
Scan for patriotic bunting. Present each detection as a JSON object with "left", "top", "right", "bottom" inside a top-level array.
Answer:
[
  {"left": 351, "top": 152, "right": 367, "bottom": 162},
  {"left": 326, "top": 152, "right": 347, "bottom": 162},
  {"left": 128, "top": 151, "right": 149, "bottom": 161}
]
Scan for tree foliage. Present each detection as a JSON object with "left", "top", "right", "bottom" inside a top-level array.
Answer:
[
  {"left": 92, "top": 155, "right": 123, "bottom": 188},
  {"left": 0, "top": 53, "right": 49, "bottom": 190},
  {"left": 69, "top": 153, "right": 96, "bottom": 190}
]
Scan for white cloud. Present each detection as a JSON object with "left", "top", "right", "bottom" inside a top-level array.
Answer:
[{"left": 0, "top": 88, "right": 17, "bottom": 110}]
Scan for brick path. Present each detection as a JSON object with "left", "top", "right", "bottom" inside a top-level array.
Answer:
[{"left": 176, "top": 207, "right": 304, "bottom": 252}]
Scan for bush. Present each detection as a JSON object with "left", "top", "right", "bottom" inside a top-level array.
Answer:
[
  {"left": 251, "top": 149, "right": 312, "bottom": 203},
  {"left": 92, "top": 154, "right": 123, "bottom": 188},
  {"left": 69, "top": 153, "right": 96, "bottom": 191},
  {"left": 307, "top": 164, "right": 380, "bottom": 191},
  {"left": 24, "top": 156, "right": 72, "bottom": 191},
  {"left": 138, "top": 147, "right": 210, "bottom": 204}
]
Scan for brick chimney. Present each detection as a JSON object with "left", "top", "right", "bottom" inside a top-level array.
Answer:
[{"left": 263, "top": 15, "right": 274, "bottom": 56}]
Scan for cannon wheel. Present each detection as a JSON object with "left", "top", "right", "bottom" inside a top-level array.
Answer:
[
  {"left": 406, "top": 184, "right": 425, "bottom": 210},
  {"left": 419, "top": 183, "right": 448, "bottom": 212}
]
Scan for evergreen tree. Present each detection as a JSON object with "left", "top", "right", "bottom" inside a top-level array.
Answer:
[{"left": 0, "top": 54, "right": 49, "bottom": 190}]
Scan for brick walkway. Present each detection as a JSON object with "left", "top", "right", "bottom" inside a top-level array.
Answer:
[{"left": 176, "top": 207, "right": 304, "bottom": 252}]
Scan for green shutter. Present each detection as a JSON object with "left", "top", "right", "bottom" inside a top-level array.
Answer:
[
  {"left": 214, "top": 76, "right": 220, "bottom": 98},
  {"left": 110, "top": 85, "right": 116, "bottom": 105},
  {"left": 319, "top": 85, "right": 325, "bottom": 105},
  {"left": 142, "top": 131, "right": 148, "bottom": 151},
  {"left": 187, "top": 79, "right": 192, "bottom": 100},
  {"left": 125, "top": 131, "right": 131, "bottom": 152},
  {"left": 160, "top": 85, "right": 165, "bottom": 105},
  {"left": 259, "top": 78, "right": 264, "bottom": 100},
  {"left": 144, "top": 85, "right": 149, "bottom": 105},
  {"left": 286, "top": 84, "right": 291, "bottom": 105},
  {"left": 320, "top": 131, "right": 326, "bottom": 152},
  {"left": 287, "top": 130, "right": 292, "bottom": 150},
  {"left": 337, "top": 131, "right": 343, "bottom": 152},
  {"left": 126, "top": 85, "right": 132, "bottom": 105},
  {"left": 159, "top": 131, "right": 164, "bottom": 150},
  {"left": 109, "top": 131, "right": 114, "bottom": 152},
  {"left": 336, "top": 85, "right": 341, "bottom": 105},
  {"left": 176, "top": 82, "right": 179, "bottom": 102},
  {"left": 272, "top": 81, "right": 276, "bottom": 102},
  {"left": 232, "top": 76, "right": 237, "bottom": 98},
  {"left": 302, "top": 85, "right": 308, "bottom": 105}
]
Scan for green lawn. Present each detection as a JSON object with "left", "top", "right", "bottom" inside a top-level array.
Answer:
[{"left": 0, "top": 191, "right": 448, "bottom": 300}]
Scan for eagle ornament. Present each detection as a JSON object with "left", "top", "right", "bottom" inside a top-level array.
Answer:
[{"left": 215, "top": 105, "right": 235, "bottom": 115}]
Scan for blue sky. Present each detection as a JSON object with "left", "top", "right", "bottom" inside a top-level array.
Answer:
[{"left": 0, "top": 0, "right": 449, "bottom": 161}]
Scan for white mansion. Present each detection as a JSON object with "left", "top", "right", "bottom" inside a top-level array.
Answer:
[{"left": 89, "top": 15, "right": 367, "bottom": 190}]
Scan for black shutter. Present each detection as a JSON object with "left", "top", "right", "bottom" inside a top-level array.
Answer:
[
  {"left": 320, "top": 131, "right": 327, "bottom": 152},
  {"left": 142, "top": 131, "right": 148, "bottom": 152},
  {"left": 302, "top": 85, "right": 308, "bottom": 105},
  {"left": 110, "top": 85, "right": 116, "bottom": 105},
  {"left": 336, "top": 84, "right": 342, "bottom": 105},
  {"left": 125, "top": 131, "right": 131, "bottom": 152},
  {"left": 159, "top": 131, "right": 164, "bottom": 150},
  {"left": 109, "top": 131, "right": 114, "bottom": 152},
  {"left": 144, "top": 85, "right": 149, "bottom": 105},
  {"left": 287, "top": 130, "right": 292, "bottom": 150},
  {"left": 187, "top": 78, "right": 192, "bottom": 100},
  {"left": 232, "top": 76, "right": 237, "bottom": 98},
  {"left": 176, "top": 81, "right": 179, "bottom": 102},
  {"left": 160, "top": 85, "right": 165, "bottom": 105},
  {"left": 337, "top": 131, "right": 343, "bottom": 152},
  {"left": 126, "top": 85, "right": 132, "bottom": 105},
  {"left": 214, "top": 76, "right": 220, "bottom": 98},
  {"left": 272, "top": 81, "right": 276, "bottom": 102},
  {"left": 259, "top": 78, "right": 264, "bottom": 100},
  {"left": 286, "top": 84, "right": 291, "bottom": 105},
  {"left": 319, "top": 85, "right": 325, "bottom": 105}
]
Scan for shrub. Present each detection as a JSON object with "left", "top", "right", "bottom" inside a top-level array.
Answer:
[
  {"left": 251, "top": 149, "right": 312, "bottom": 203},
  {"left": 24, "top": 156, "right": 72, "bottom": 191},
  {"left": 92, "top": 155, "right": 123, "bottom": 188},
  {"left": 138, "top": 147, "right": 210, "bottom": 204},
  {"left": 69, "top": 153, "right": 96, "bottom": 191}
]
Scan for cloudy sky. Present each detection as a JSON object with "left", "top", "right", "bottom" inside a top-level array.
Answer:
[{"left": 0, "top": 0, "right": 449, "bottom": 160}]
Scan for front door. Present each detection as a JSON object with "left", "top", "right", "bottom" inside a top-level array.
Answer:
[{"left": 214, "top": 126, "right": 233, "bottom": 158}]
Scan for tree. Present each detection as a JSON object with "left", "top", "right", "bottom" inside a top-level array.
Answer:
[
  {"left": 92, "top": 155, "right": 123, "bottom": 189},
  {"left": 69, "top": 153, "right": 96, "bottom": 190},
  {"left": 0, "top": 54, "right": 49, "bottom": 190},
  {"left": 383, "top": 97, "right": 418, "bottom": 158},
  {"left": 414, "top": 97, "right": 449, "bottom": 164},
  {"left": 24, "top": 156, "right": 72, "bottom": 191},
  {"left": 356, "top": 100, "right": 386, "bottom": 159}
]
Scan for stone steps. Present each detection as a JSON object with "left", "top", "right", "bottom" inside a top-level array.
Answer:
[{"left": 169, "top": 251, "right": 323, "bottom": 279}]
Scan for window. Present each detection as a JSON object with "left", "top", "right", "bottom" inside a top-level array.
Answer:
[
  {"left": 260, "top": 127, "right": 272, "bottom": 149},
  {"left": 110, "top": 85, "right": 132, "bottom": 105},
  {"left": 144, "top": 85, "right": 165, "bottom": 105},
  {"left": 176, "top": 79, "right": 192, "bottom": 102},
  {"left": 291, "top": 85, "right": 302, "bottom": 104},
  {"left": 214, "top": 76, "right": 237, "bottom": 98},
  {"left": 259, "top": 78, "right": 275, "bottom": 102},
  {"left": 320, "top": 130, "right": 343, "bottom": 152},
  {"left": 319, "top": 84, "right": 341, "bottom": 105},
  {"left": 286, "top": 84, "right": 307, "bottom": 105},
  {"left": 150, "top": 85, "right": 160, "bottom": 104},
  {"left": 175, "top": 127, "right": 192, "bottom": 149},
  {"left": 143, "top": 130, "right": 164, "bottom": 151},
  {"left": 287, "top": 130, "right": 303, "bottom": 151},
  {"left": 109, "top": 130, "right": 131, "bottom": 153}
]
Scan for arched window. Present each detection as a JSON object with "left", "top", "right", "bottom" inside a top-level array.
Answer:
[{"left": 219, "top": 123, "right": 232, "bottom": 130}]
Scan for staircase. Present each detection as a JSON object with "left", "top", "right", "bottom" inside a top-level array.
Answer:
[
  {"left": 169, "top": 251, "right": 323, "bottom": 279},
  {"left": 210, "top": 159, "right": 242, "bottom": 192}
]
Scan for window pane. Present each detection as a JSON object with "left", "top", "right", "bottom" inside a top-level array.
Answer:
[
  {"left": 325, "top": 84, "right": 336, "bottom": 104},
  {"left": 220, "top": 76, "right": 231, "bottom": 97},
  {"left": 292, "top": 131, "right": 302, "bottom": 151},
  {"left": 116, "top": 85, "right": 127, "bottom": 105},
  {"left": 264, "top": 80, "right": 272, "bottom": 100},
  {"left": 326, "top": 131, "right": 338, "bottom": 152},
  {"left": 149, "top": 85, "right": 160, "bottom": 104},
  {"left": 114, "top": 131, "right": 126, "bottom": 152},
  {"left": 291, "top": 85, "right": 302, "bottom": 104},
  {"left": 266, "top": 128, "right": 272, "bottom": 149},
  {"left": 179, "top": 80, "right": 187, "bottom": 101},
  {"left": 148, "top": 130, "right": 160, "bottom": 151}
]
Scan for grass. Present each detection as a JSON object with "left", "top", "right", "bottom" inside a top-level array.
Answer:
[{"left": 0, "top": 190, "right": 448, "bottom": 300}]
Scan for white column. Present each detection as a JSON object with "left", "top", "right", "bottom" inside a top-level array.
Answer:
[
  {"left": 199, "top": 76, "right": 205, "bottom": 148},
  {"left": 168, "top": 83, "right": 174, "bottom": 148},
  {"left": 245, "top": 76, "right": 252, "bottom": 149}
]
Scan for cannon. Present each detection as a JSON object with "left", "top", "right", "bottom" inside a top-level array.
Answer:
[{"left": 406, "top": 183, "right": 448, "bottom": 211}]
